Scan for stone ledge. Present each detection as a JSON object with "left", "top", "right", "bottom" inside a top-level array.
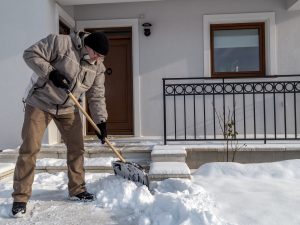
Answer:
[
  {"left": 149, "top": 174, "right": 191, "bottom": 181},
  {"left": 151, "top": 155, "right": 186, "bottom": 162},
  {"left": 0, "top": 148, "right": 152, "bottom": 163},
  {"left": 35, "top": 166, "right": 114, "bottom": 173},
  {"left": 35, "top": 164, "right": 150, "bottom": 174},
  {"left": 186, "top": 145, "right": 300, "bottom": 152},
  {"left": 152, "top": 145, "right": 186, "bottom": 151},
  {"left": 40, "top": 144, "right": 153, "bottom": 152}
]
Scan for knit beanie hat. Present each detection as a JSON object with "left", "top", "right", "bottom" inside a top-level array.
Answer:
[{"left": 84, "top": 32, "right": 109, "bottom": 55}]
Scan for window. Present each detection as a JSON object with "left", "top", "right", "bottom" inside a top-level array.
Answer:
[{"left": 210, "top": 22, "right": 265, "bottom": 77}]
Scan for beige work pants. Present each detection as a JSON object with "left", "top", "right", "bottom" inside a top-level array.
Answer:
[{"left": 12, "top": 105, "right": 86, "bottom": 202}]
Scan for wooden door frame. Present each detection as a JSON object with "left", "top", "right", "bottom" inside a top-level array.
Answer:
[
  {"left": 76, "top": 19, "right": 141, "bottom": 137},
  {"left": 85, "top": 29, "right": 133, "bottom": 135}
]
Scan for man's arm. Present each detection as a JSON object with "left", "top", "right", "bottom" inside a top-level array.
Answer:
[{"left": 23, "top": 34, "right": 59, "bottom": 81}]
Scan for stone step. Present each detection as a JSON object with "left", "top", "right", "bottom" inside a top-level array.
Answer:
[
  {"left": 35, "top": 157, "right": 150, "bottom": 167},
  {"left": 35, "top": 163, "right": 150, "bottom": 174},
  {"left": 0, "top": 157, "right": 150, "bottom": 178},
  {"left": 151, "top": 145, "right": 186, "bottom": 162},
  {"left": 35, "top": 165, "right": 114, "bottom": 173},
  {"left": 148, "top": 162, "right": 191, "bottom": 181},
  {"left": 0, "top": 144, "right": 152, "bottom": 163}
]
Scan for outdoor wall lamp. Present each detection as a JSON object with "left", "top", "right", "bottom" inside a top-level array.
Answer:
[{"left": 142, "top": 22, "right": 152, "bottom": 36}]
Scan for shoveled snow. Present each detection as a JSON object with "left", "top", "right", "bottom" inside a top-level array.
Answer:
[{"left": 0, "top": 159, "right": 300, "bottom": 224}]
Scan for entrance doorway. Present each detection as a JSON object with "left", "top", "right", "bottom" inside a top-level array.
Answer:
[{"left": 86, "top": 27, "right": 133, "bottom": 135}]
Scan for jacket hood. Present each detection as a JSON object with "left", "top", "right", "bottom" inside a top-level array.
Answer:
[{"left": 70, "top": 31, "right": 90, "bottom": 51}]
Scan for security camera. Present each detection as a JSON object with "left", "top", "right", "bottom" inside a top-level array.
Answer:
[{"left": 142, "top": 23, "right": 152, "bottom": 36}]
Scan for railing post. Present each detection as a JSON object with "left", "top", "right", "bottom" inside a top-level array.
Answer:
[
  {"left": 294, "top": 83, "right": 297, "bottom": 138},
  {"left": 163, "top": 78, "right": 167, "bottom": 145},
  {"left": 263, "top": 83, "right": 266, "bottom": 144},
  {"left": 222, "top": 78, "right": 226, "bottom": 139}
]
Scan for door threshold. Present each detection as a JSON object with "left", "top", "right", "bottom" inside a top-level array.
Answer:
[{"left": 84, "top": 135, "right": 136, "bottom": 142}]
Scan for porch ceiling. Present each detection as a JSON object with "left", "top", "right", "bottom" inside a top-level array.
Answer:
[
  {"left": 287, "top": 0, "right": 300, "bottom": 10},
  {"left": 56, "top": 0, "right": 300, "bottom": 10},
  {"left": 56, "top": 0, "right": 162, "bottom": 5}
]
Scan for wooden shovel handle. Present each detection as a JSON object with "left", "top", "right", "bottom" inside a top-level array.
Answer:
[{"left": 67, "top": 91, "right": 126, "bottom": 163}]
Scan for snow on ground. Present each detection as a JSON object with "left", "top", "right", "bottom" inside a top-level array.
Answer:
[
  {"left": 0, "top": 160, "right": 300, "bottom": 225},
  {"left": 193, "top": 160, "right": 300, "bottom": 225}
]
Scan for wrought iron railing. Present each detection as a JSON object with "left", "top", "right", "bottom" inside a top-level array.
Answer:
[{"left": 163, "top": 75, "right": 300, "bottom": 144}]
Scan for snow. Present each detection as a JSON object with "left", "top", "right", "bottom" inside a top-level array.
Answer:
[
  {"left": 194, "top": 160, "right": 300, "bottom": 179},
  {"left": 193, "top": 160, "right": 300, "bottom": 225},
  {"left": 0, "top": 159, "right": 300, "bottom": 224}
]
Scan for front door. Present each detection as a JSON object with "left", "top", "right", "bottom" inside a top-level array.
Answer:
[{"left": 86, "top": 28, "right": 133, "bottom": 135}]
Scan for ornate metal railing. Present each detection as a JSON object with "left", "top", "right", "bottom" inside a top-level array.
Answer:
[{"left": 163, "top": 75, "right": 300, "bottom": 144}]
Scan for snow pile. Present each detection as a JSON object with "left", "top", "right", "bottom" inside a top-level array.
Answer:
[
  {"left": 90, "top": 175, "right": 230, "bottom": 225},
  {"left": 139, "top": 179, "right": 230, "bottom": 225},
  {"left": 193, "top": 159, "right": 300, "bottom": 225},
  {"left": 194, "top": 159, "right": 300, "bottom": 179},
  {"left": 0, "top": 172, "right": 229, "bottom": 225}
]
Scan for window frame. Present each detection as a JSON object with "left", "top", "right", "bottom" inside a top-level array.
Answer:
[{"left": 210, "top": 22, "right": 266, "bottom": 78}]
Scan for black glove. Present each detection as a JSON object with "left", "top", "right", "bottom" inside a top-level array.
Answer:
[
  {"left": 96, "top": 122, "right": 107, "bottom": 144},
  {"left": 49, "top": 70, "right": 70, "bottom": 89}
]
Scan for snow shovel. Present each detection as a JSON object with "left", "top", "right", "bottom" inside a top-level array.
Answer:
[{"left": 66, "top": 89, "right": 149, "bottom": 187}]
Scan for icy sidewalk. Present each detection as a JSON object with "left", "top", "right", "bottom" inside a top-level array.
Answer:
[{"left": 0, "top": 173, "right": 135, "bottom": 225}]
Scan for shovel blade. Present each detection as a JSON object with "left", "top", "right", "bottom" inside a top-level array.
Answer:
[{"left": 112, "top": 161, "right": 149, "bottom": 187}]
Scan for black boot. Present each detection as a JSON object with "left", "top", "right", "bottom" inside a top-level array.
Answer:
[
  {"left": 11, "top": 202, "right": 27, "bottom": 218},
  {"left": 70, "top": 191, "right": 95, "bottom": 202}
]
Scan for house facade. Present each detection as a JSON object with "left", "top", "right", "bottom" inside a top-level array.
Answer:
[{"left": 1, "top": 0, "right": 300, "bottom": 149}]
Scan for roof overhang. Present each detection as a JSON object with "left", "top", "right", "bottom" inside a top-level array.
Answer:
[{"left": 56, "top": 0, "right": 162, "bottom": 5}]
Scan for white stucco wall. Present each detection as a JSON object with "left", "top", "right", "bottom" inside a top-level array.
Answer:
[
  {"left": 0, "top": 0, "right": 58, "bottom": 149},
  {"left": 73, "top": 0, "right": 300, "bottom": 137},
  {"left": 277, "top": 11, "right": 300, "bottom": 74}
]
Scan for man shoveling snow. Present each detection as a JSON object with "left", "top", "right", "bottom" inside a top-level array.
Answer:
[{"left": 12, "top": 31, "right": 109, "bottom": 217}]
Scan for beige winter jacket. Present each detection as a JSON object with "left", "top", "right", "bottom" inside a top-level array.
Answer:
[{"left": 23, "top": 31, "right": 107, "bottom": 124}]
